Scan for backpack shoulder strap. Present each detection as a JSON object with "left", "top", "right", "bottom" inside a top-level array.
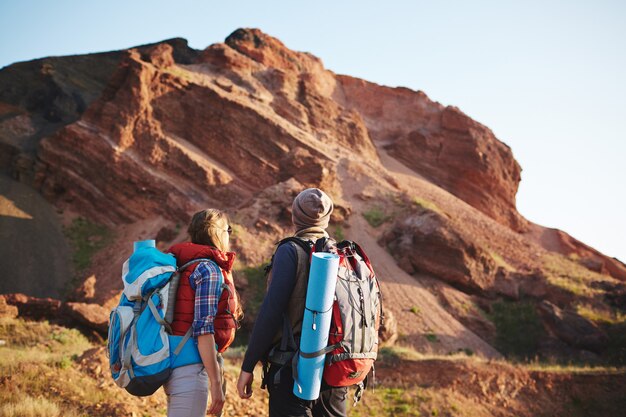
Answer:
[
  {"left": 278, "top": 237, "right": 314, "bottom": 256},
  {"left": 264, "top": 237, "right": 313, "bottom": 279},
  {"left": 164, "top": 257, "right": 217, "bottom": 326},
  {"left": 313, "top": 237, "right": 328, "bottom": 253},
  {"left": 178, "top": 257, "right": 216, "bottom": 272},
  {"left": 264, "top": 237, "right": 314, "bottom": 370}
]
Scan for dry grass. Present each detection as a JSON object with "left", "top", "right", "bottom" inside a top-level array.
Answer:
[
  {"left": 0, "top": 317, "right": 167, "bottom": 417},
  {"left": 2, "top": 317, "right": 625, "bottom": 417},
  {"left": 0, "top": 318, "right": 91, "bottom": 372},
  {"left": 379, "top": 344, "right": 479, "bottom": 364},
  {"left": 412, "top": 197, "right": 446, "bottom": 216},
  {"left": 522, "top": 362, "right": 624, "bottom": 374},
  {"left": 0, "top": 395, "right": 82, "bottom": 417},
  {"left": 380, "top": 341, "right": 626, "bottom": 375},
  {"left": 350, "top": 386, "right": 434, "bottom": 417},
  {"left": 489, "top": 250, "right": 515, "bottom": 272},
  {"left": 542, "top": 253, "right": 610, "bottom": 297},
  {"left": 576, "top": 304, "right": 626, "bottom": 325}
]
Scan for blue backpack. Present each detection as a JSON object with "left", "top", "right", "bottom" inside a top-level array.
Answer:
[{"left": 107, "top": 241, "right": 216, "bottom": 396}]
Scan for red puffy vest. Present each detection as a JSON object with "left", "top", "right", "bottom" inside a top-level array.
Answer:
[{"left": 168, "top": 242, "right": 239, "bottom": 353}]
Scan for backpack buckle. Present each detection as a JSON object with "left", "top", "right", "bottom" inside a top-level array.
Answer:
[
  {"left": 339, "top": 245, "right": 356, "bottom": 258},
  {"left": 353, "top": 381, "right": 365, "bottom": 407}
]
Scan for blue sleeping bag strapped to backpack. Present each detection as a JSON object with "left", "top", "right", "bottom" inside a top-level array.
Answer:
[{"left": 293, "top": 252, "right": 340, "bottom": 400}]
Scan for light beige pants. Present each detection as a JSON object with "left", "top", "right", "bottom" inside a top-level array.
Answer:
[{"left": 164, "top": 363, "right": 209, "bottom": 417}]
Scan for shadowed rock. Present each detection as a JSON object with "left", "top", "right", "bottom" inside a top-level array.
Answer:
[{"left": 538, "top": 301, "right": 608, "bottom": 353}]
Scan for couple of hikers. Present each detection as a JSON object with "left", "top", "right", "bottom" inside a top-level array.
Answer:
[{"left": 165, "top": 188, "right": 354, "bottom": 417}]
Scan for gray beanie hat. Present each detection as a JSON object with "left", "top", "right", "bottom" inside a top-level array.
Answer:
[{"left": 292, "top": 188, "right": 334, "bottom": 230}]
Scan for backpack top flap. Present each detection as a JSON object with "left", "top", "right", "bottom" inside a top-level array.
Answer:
[{"left": 122, "top": 246, "right": 177, "bottom": 300}]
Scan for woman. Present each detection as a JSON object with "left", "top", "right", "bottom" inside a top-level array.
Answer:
[{"left": 166, "top": 209, "right": 243, "bottom": 417}]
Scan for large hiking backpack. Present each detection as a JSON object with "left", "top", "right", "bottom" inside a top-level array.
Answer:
[
  {"left": 107, "top": 244, "right": 221, "bottom": 396},
  {"left": 268, "top": 237, "right": 383, "bottom": 396}
]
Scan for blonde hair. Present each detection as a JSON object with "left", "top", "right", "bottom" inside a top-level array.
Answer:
[{"left": 187, "top": 209, "right": 229, "bottom": 252}]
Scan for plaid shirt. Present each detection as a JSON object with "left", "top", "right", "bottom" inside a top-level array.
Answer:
[{"left": 189, "top": 261, "right": 223, "bottom": 337}]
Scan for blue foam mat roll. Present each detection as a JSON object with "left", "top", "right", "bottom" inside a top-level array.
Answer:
[{"left": 293, "top": 252, "right": 339, "bottom": 400}]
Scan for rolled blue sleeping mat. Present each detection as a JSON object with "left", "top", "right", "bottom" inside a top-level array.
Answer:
[{"left": 293, "top": 252, "right": 340, "bottom": 400}]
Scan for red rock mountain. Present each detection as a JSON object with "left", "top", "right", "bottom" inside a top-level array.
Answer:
[{"left": 1, "top": 28, "right": 625, "bottom": 363}]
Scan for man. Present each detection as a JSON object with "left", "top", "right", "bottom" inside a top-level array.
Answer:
[{"left": 236, "top": 188, "right": 348, "bottom": 417}]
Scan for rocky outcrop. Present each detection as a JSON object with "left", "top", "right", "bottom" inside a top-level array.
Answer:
[
  {"left": 538, "top": 301, "right": 608, "bottom": 353},
  {"left": 3, "top": 28, "right": 525, "bottom": 233},
  {"left": 2, "top": 293, "right": 62, "bottom": 320},
  {"left": 337, "top": 76, "right": 527, "bottom": 232},
  {"left": 0, "top": 39, "right": 198, "bottom": 180},
  {"left": 434, "top": 283, "right": 497, "bottom": 344},
  {"left": 381, "top": 209, "right": 498, "bottom": 292},
  {"left": 379, "top": 308, "right": 398, "bottom": 347},
  {"left": 30, "top": 29, "right": 378, "bottom": 225},
  {"left": 2, "top": 293, "right": 108, "bottom": 335},
  {"left": 62, "top": 302, "right": 109, "bottom": 335},
  {"left": 0, "top": 295, "right": 18, "bottom": 319},
  {"left": 36, "top": 47, "right": 231, "bottom": 224},
  {"left": 534, "top": 227, "right": 626, "bottom": 282}
]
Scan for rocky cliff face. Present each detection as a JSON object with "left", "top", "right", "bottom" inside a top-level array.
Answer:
[
  {"left": 3, "top": 28, "right": 522, "bottom": 231},
  {"left": 2, "top": 28, "right": 625, "bottom": 364},
  {"left": 30, "top": 30, "right": 379, "bottom": 225},
  {"left": 336, "top": 76, "right": 527, "bottom": 232}
]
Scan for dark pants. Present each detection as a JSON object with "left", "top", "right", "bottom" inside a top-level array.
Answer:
[{"left": 267, "top": 364, "right": 348, "bottom": 417}]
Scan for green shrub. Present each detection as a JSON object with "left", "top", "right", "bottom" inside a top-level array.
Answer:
[
  {"left": 64, "top": 217, "right": 111, "bottom": 271},
  {"left": 362, "top": 207, "right": 390, "bottom": 228},
  {"left": 462, "top": 348, "right": 474, "bottom": 356},
  {"left": 56, "top": 355, "right": 72, "bottom": 369},
  {"left": 605, "top": 322, "right": 626, "bottom": 366},
  {"left": 239, "top": 264, "right": 267, "bottom": 316},
  {"left": 334, "top": 225, "right": 345, "bottom": 241},
  {"left": 489, "top": 301, "right": 544, "bottom": 360},
  {"left": 234, "top": 264, "right": 268, "bottom": 346},
  {"left": 425, "top": 333, "right": 439, "bottom": 343}
]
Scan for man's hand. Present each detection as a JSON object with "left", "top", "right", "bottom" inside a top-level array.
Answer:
[
  {"left": 208, "top": 382, "right": 225, "bottom": 415},
  {"left": 237, "top": 370, "right": 254, "bottom": 399}
]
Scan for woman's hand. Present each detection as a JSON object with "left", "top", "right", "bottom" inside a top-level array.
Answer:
[
  {"left": 208, "top": 381, "right": 226, "bottom": 415},
  {"left": 237, "top": 370, "right": 254, "bottom": 399}
]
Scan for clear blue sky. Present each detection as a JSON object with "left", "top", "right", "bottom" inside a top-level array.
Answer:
[{"left": 1, "top": 0, "right": 624, "bottom": 261}]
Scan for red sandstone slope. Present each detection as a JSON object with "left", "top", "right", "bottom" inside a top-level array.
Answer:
[
  {"left": 1, "top": 28, "right": 625, "bottom": 362},
  {"left": 335, "top": 76, "right": 527, "bottom": 232}
]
